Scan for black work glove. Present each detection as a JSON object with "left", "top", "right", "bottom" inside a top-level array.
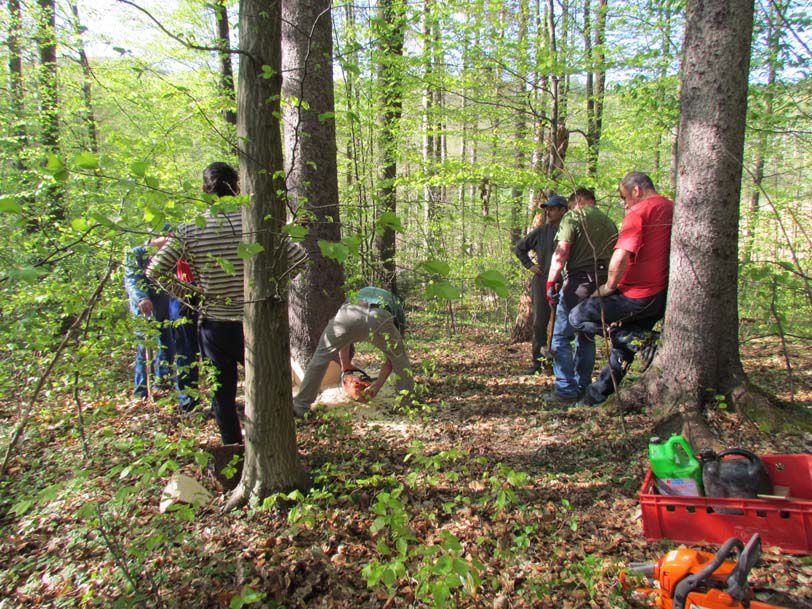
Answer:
[{"left": 546, "top": 281, "right": 559, "bottom": 306}]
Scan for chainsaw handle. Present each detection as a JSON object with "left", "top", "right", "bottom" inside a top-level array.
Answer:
[{"left": 673, "top": 537, "right": 745, "bottom": 609}]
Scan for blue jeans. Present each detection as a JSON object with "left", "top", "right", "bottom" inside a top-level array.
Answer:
[
  {"left": 169, "top": 299, "right": 200, "bottom": 411},
  {"left": 569, "top": 290, "right": 666, "bottom": 403},
  {"left": 550, "top": 296, "right": 596, "bottom": 398},
  {"left": 132, "top": 321, "right": 175, "bottom": 397}
]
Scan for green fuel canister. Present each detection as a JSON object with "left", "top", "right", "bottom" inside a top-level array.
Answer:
[{"left": 648, "top": 435, "right": 703, "bottom": 496}]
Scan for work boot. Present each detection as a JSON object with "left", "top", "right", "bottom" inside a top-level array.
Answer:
[
  {"left": 540, "top": 391, "right": 579, "bottom": 405},
  {"left": 524, "top": 363, "right": 542, "bottom": 375}
]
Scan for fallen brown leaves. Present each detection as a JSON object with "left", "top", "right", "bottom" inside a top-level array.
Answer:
[{"left": 0, "top": 322, "right": 809, "bottom": 609}]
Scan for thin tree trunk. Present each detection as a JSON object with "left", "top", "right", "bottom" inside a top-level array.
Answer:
[
  {"left": 742, "top": 1, "right": 781, "bottom": 264},
  {"left": 228, "top": 0, "right": 308, "bottom": 509},
  {"left": 421, "top": 0, "right": 440, "bottom": 249},
  {"left": 36, "top": 0, "right": 64, "bottom": 219},
  {"left": 510, "top": 0, "right": 529, "bottom": 244},
  {"left": 375, "top": 0, "right": 406, "bottom": 293},
  {"left": 586, "top": 0, "right": 607, "bottom": 176},
  {"left": 67, "top": 0, "right": 99, "bottom": 153},
  {"left": 7, "top": 0, "right": 27, "bottom": 166},
  {"left": 636, "top": 0, "right": 759, "bottom": 440},
  {"left": 214, "top": 0, "right": 237, "bottom": 126},
  {"left": 282, "top": 0, "right": 346, "bottom": 366}
]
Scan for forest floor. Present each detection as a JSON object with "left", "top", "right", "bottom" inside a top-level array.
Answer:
[{"left": 1, "top": 316, "right": 811, "bottom": 609}]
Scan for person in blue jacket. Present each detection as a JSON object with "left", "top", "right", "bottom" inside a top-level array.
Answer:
[{"left": 124, "top": 239, "right": 175, "bottom": 398}]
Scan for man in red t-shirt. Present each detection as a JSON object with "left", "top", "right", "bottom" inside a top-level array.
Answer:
[{"left": 569, "top": 172, "right": 674, "bottom": 405}]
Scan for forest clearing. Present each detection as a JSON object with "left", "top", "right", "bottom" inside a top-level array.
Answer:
[
  {"left": 2, "top": 0, "right": 812, "bottom": 607},
  {"left": 1, "top": 317, "right": 810, "bottom": 608}
]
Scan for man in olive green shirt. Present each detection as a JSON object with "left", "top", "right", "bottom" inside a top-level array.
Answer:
[{"left": 544, "top": 188, "right": 618, "bottom": 401}]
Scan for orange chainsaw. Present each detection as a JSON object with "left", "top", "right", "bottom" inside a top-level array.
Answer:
[
  {"left": 341, "top": 368, "right": 375, "bottom": 403},
  {"left": 624, "top": 534, "right": 792, "bottom": 609}
]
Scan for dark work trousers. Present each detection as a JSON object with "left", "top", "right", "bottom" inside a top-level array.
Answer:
[
  {"left": 198, "top": 319, "right": 244, "bottom": 445},
  {"left": 169, "top": 299, "right": 200, "bottom": 411},
  {"left": 569, "top": 290, "right": 667, "bottom": 404},
  {"left": 530, "top": 275, "right": 552, "bottom": 364}
]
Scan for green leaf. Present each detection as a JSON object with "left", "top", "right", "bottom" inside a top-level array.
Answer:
[
  {"left": 341, "top": 234, "right": 362, "bottom": 252},
  {"left": 195, "top": 215, "right": 207, "bottom": 228},
  {"left": 475, "top": 269, "right": 509, "bottom": 297},
  {"left": 376, "top": 211, "right": 404, "bottom": 235},
  {"left": 16, "top": 267, "right": 46, "bottom": 283},
  {"left": 90, "top": 212, "right": 118, "bottom": 229},
  {"left": 0, "top": 196, "right": 21, "bottom": 214},
  {"left": 237, "top": 242, "right": 265, "bottom": 259},
  {"left": 10, "top": 498, "right": 33, "bottom": 517},
  {"left": 382, "top": 567, "right": 397, "bottom": 588},
  {"left": 318, "top": 111, "right": 335, "bottom": 123},
  {"left": 425, "top": 280, "right": 461, "bottom": 301},
  {"left": 71, "top": 218, "right": 89, "bottom": 231},
  {"left": 45, "top": 154, "right": 64, "bottom": 173},
  {"left": 419, "top": 260, "right": 450, "bottom": 277},
  {"left": 282, "top": 223, "right": 309, "bottom": 242},
  {"left": 130, "top": 161, "right": 149, "bottom": 177},
  {"left": 145, "top": 176, "right": 160, "bottom": 189},
  {"left": 318, "top": 240, "right": 350, "bottom": 263},
  {"left": 229, "top": 596, "right": 245, "bottom": 609},
  {"left": 219, "top": 257, "right": 236, "bottom": 275},
  {"left": 74, "top": 151, "right": 99, "bottom": 170},
  {"left": 261, "top": 64, "right": 276, "bottom": 79}
]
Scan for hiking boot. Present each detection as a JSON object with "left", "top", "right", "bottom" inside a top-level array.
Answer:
[
  {"left": 524, "top": 364, "right": 542, "bottom": 375},
  {"left": 541, "top": 391, "right": 579, "bottom": 405}
]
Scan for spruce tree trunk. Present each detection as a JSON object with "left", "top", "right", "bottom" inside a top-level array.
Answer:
[
  {"left": 375, "top": 0, "right": 406, "bottom": 293},
  {"left": 214, "top": 0, "right": 237, "bottom": 126},
  {"left": 282, "top": 0, "right": 345, "bottom": 366},
  {"left": 634, "top": 0, "right": 761, "bottom": 442},
  {"left": 228, "top": 0, "right": 308, "bottom": 509}
]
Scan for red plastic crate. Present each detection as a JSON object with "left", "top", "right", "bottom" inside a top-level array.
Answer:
[{"left": 640, "top": 454, "right": 812, "bottom": 555}]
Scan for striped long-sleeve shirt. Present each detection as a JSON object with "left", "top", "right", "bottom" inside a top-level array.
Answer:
[{"left": 146, "top": 212, "right": 307, "bottom": 322}]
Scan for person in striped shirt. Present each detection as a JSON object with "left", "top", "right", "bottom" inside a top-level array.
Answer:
[{"left": 147, "top": 162, "right": 306, "bottom": 445}]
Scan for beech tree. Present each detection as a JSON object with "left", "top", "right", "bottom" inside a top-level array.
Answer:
[
  {"left": 374, "top": 0, "right": 406, "bottom": 292},
  {"left": 282, "top": 0, "right": 346, "bottom": 366},
  {"left": 634, "top": 0, "right": 765, "bottom": 443},
  {"left": 228, "top": 0, "right": 308, "bottom": 508},
  {"left": 36, "top": 0, "right": 63, "bottom": 218},
  {"left": 213, "top": 0, "right": 237, "bottom": 126}
]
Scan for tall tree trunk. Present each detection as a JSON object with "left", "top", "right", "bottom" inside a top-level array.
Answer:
[
  {"left": 741, "top": 0, "right": 782, "bottom": 264},
  {"left": 67, "top": 0, "right": 99, "bottom": 153},
  {"left": 375, "top": 0, "right": 406, "bottom": 293},
  {"left": 214, "top": 0, "right": 237, "bottom": 126},
  {"left": 585, "top": 0, "right": 607, "bottom": 176},
  {"left": 228, "top": 0, "right": 308, "bottom": 509},
  {"left": 7, "top": 0, "right": 26, "bottom": 167},
  {"left": 282, "top": 0, "right": 346, "bottom": 366},
  {"left": 545, "top": 0, "right": 569, "bottom": 178},
  {"left": 36, "top": 0, "right": 64, "bottom": 219},
  {"left": 510, "top": 0, "right": 529, "bottom": 244},
  {"left": 635, "top": 0, "right": 760, "bottom": 442},
  {"left": 510, "top": 211, "right": 546, "bottom": 343},
  {"left": 421, "top": 0, "right": 440, "bottom": 250}
]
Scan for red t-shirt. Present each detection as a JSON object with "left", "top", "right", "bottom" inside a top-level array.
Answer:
[{"left": 616, "top": 194, "right": 674, "bottom": 298}]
